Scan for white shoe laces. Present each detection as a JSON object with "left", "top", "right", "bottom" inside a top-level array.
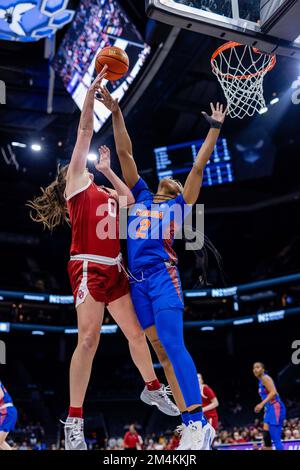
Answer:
[
  {"left": 61, "top": 419, "right": 84, "bottom": 445},
  {"left": 159, "top": 385, "right": 179, "bottom": 411},
  {"left": 176, "top": 424, "right": 191, "bottom": 449}
]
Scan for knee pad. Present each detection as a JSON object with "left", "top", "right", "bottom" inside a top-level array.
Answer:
[{"left": 263, "top": 430, "right": 272, "bottom": 447}]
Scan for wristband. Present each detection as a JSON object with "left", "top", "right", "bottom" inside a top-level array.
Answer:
[
  {"left": 210, "top": 119, "right": 222, "bottom": 129},
  {"left": 202, "top": 112, "right": 223, "bottom": 129}
]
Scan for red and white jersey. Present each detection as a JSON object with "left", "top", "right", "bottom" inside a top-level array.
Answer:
[{"left": 66, "top": 178, "right": 120, "bottom": 258}]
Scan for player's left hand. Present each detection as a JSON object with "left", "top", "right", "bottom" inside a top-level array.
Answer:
[
  {"left": 254, "top": 403, "right": 263, "bottom": 413},
  {"left": 96, "top": 85, "right": 119, "bottom": 113},
  {"left": 202, "top": 102, "right": 227, "bottom": 127},
  {"left": 95, "top": 145, "right": 111, "bottom": 174}
]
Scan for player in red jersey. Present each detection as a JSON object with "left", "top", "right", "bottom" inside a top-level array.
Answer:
[
  {"left": 28, "top": 67, "right": 178, "bottom": 450},
  {"left": 198, "top": 374, "right": 219, "bottom": 431}
]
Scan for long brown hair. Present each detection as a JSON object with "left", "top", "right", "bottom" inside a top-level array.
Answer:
[{"left": 27, "top": 165, "right": 70, "bottom": 230}]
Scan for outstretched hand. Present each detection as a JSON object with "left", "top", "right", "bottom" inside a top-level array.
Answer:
[
  {"left": 202, "top": 102, "right": 227, "bottom": 128},
  {"left": 90, "top": 65, "right": 108, "bottom": 94},
  {"left": 96, "top": 85, "right": 119, "bottom": 113},
  {"left": 94, "top": 145, "right": 111, "bottom": 174}
]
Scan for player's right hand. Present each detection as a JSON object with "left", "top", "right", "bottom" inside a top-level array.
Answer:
[{"left": 90, "top": 65, "right": 108, "bottom": 93}]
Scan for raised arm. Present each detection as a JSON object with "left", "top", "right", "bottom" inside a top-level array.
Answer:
[
  {"left": 97, "top": 86, "right": 139, "bottom": 189},
  {"left": 182, "top": 103, "right": 226, "bottom": 205},
  {"left": 66, "top": 67, "right": 108, "bottom": 194},
  {"left": 94, "top": 145, "right": 135, "bottom": 208}
]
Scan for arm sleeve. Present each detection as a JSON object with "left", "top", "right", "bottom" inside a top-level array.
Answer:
[
  {"left": 130, "top": 177, "right": 151, "bottom": 202},
  {"left": 203, "top": 385, "right": 216, "bottom": 401}
]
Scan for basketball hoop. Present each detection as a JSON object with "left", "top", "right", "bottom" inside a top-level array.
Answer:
[{"left": 211, "top": 42, "right": 276, "bottom": 119}]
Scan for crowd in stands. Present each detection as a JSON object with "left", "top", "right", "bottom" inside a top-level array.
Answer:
[
  {"left": 54, "top": 0, "right": 128, "bottom": 88},
  {"left": 103, "top": 417, "right": 300, "bottom": 450},
  {"left": 6, "top": 416, "right": 300, "bottom": 450}
]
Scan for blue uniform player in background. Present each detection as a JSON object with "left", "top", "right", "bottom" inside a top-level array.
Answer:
[
  {"left": 99, "top": 84, "right": 227, "bottom": 450},
  {"left": 0, "top": 380, "right": 18, "bottom": 450},
  {"left": 253, "top": 362, "right": 286, "bottom": 450}
]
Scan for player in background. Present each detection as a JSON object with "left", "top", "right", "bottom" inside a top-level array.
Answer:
[
  {"left": 0, "top": 380, "right": 18, "bottom": 450},
  {"left": 253, "top": 362, "right": 286, "bottom": 450},
  {"left": 123, "top": 424, "right": 143, "bottom": 450},
  {"left": 198, "top": 373, "right": 219, "bottom": 432},
  {"left": 28, "top": 67, "right": 179, "bottom": 450},
  {"left": 99, "top": 85, "right": 226, "bottom": 450}
]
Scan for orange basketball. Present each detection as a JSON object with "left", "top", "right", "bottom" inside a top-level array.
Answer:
[{"left": 95, "top": 46, "right": 129, "bottom": 81}]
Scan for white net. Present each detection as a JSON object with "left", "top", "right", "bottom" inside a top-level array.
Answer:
[{"left": 211, "top": 42, "right": 276, "bottom": 119}]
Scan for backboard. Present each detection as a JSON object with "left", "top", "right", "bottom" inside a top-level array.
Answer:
[{"left": 146, "top": 0, "right": 300, "bottom": 59}]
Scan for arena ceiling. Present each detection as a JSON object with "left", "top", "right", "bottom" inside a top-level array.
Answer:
[{"left": 0, "top": 0, "right": 299, "bottom": 222}]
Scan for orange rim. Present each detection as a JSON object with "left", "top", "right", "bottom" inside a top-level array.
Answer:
[{"left": 211, "top": 41, "right": 276, "bottom": 80}]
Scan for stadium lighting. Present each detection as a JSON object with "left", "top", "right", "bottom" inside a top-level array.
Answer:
[
  {"left": 258, "top": 106, "right": 268, "bottom": 115},
  {"left": 87, "top": 153, "right": 97, "bottom": 161},
  {"left": 11, "top": 142, "right": 27, "bottom": 148},
  {"left": 270, "top": 97, "right": 279, "bottom": 105},
  {"left": 31, "top": 144, "right": 42, "bottom": 152},
  {"left": 294, "top": 34, "right": 300, "bottom": 44}
]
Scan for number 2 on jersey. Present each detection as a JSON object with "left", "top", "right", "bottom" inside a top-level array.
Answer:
[{"left": 136, "top": 219, "right": 151, "bottom": 239}]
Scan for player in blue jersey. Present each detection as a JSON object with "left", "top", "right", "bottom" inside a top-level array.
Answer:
[
  {"left": 99, "top": 86, "right": 226, "bottom": 450},
  {"left": 0, "top": 380, "right": 18, "bottom": 450},
  {"left": 253, "top": 362, "right": 286, "bottom": 450}
]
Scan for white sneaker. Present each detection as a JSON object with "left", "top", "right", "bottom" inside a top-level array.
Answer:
[
  {"left": 201, "top": 421, "right": 216, "bottom": 450},
  {"left": 189, "top": 420, "right": 205, "bottom": 450},
  {"left": 176, "top": 424, "right": 192, "bottom": 450},
  {"left": 140, "top": 384, "right": 180, "bottom": 416},
  {"left": 61, "top": 417, "right": 87, "bottom": 450}
]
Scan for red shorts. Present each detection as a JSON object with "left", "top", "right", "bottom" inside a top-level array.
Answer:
[
  {"left": 68, "top": 257, "right": 130, "bottom": 307},
  {"left": 205, "top": 414, "right": 219, "bottom": 431}
]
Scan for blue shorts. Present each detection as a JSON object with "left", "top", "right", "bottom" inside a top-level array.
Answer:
[
  {"left": 264, "top": 401, "right": 286, "bottom": 426},
  {"left": 130, "top": 262, "right": 184, "bottom": 330},
  {"left": 0, "top": 406, "right": 18, "bottom": 432}
]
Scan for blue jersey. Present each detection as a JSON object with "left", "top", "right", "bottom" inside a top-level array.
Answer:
[
  {"left": 0, "top": 381, "right": 13, "bottom": 406},
  {"left": 258, "top": 375, "right": 282, "bottom": 409},
  {"left": 127, "top": 178, "right": 190, "bottom": 273},
  {"left": 258, "top": 375, "right": 286, "bottom": 426}
]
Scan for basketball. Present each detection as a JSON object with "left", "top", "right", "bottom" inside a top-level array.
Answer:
[{"left": 95, "top": 46, "right": 129, "bottom": 81}]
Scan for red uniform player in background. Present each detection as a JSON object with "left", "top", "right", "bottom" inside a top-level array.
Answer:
[{"left": 198, "top": 374, "right": 219, "bottom": 431}]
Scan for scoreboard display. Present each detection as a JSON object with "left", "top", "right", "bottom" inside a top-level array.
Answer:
[{"left": 154, "top": 138, "right": 234, "bottom": 187}]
